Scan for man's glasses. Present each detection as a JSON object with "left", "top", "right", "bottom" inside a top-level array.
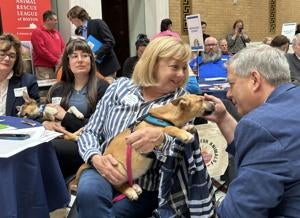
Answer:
[{"left": 0, "top": 51, "right": 17, "bottom": 61}]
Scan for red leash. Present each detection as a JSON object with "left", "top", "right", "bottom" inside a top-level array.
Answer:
[{"left": 112, "top": 143, "right": 133, "bottom": 202}]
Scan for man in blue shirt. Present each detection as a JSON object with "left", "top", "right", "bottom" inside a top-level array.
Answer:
[
  {"left": 205, "top": 45, "right": 300, "bottom": 217},
  {"left": 189, "top": 36, "right": 229, "bottom": 80}
]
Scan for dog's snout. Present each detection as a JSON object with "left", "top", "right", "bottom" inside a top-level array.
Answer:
[{"left": 203, "top": 101, "right": 215, "bottom": 116}]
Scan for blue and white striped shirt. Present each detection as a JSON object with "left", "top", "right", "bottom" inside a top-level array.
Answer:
[{"left": 78, "top": 77, "right": 214, "bottom": 217}]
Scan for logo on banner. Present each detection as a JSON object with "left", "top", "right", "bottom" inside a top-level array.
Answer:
[{"left": 0, "top": 0, "right": 51, "bottom": 41}]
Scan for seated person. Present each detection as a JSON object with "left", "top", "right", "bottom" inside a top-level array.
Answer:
[
  {"left": 219, "top": 38, "right": 232, "bottom": 60},
  {"left": 189, "top": 36, "right": 228, "bottom": 81},
  {"left": 286, "top": 34, "right": 300, "bottom": 84},
  {"left": 122, "top": 33, "right": 149, "bottom": 78},
  {"left": 270, "top": 35, "right": 290, "bottom": 53},
  {"left": 185, "top": 65, "right": 201, "bottom": 94},
  {"left": 43, "top": 38, "right": 109, "bottom": 179},
  {"left": 262, "top": 36, "right": 273, "bottom": 45},
  {"left": 0, "top": 33, "right": 39, "bottom": 116},
  {"left": 76, "top": 36, "right": 214, "bottom": 218},
  {"left": 295, "top": 23, "right": 300, "bottom": 35}
]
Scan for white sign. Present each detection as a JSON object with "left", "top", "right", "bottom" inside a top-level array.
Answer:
[
  {"left": 0, "top": 127, "right": 62, "bottom": 158},
  {"left": 186, "top": 14, "right": 204, "bottom": 51},
  {"left": 281, "top": 23, "right": 297, "bottom": 43}
]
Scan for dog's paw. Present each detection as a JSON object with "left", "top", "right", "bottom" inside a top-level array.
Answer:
[
  {"left": 69, "top": 106, "right": 84, "bottom": 119},
  {"left": 75, "top": 112, "right": 84, "bottom": 119},
  {"left": 179, "top": 131, "right": 194, "bottom": 143},
  {"left": 182, "top": 124, "right": 197, "bottom": 134},
  {"left": 132, "top": 184, "right": 143, "bottom": 195},
  {"left": 124, "top": 187, "right": 139, "bottom": 201}
]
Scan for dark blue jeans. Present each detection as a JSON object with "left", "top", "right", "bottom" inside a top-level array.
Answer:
[{"left": 76, "top": 168, "right": 158, "bottom": 218}]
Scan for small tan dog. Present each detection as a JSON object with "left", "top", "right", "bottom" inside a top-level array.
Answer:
[
  {"left": 17, "top": 91, "right": 83, "bottom": 141},
  {"left": 74, "top": 94, "right": 215, "bottom": 200}
]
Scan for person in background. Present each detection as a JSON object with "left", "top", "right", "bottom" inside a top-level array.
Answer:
[
  {"left": 226, "top": 19, "right": 250, "bottom": 54},
  {"left": 295, "top": 24, "right": 300, "bottom": 35},
  {"left": 262, "top": 36, "right": 273, "bottom": 45},
  {"left": 201, "top": 21, "right": 210, "bottom": 41},
  {"left": 152, "top": 18, "right": 180, "bottom": 39},
  {"left": 205, "top": 45, "right": 300, "bottom": 217},
  {"left": 219, "top": 38, "right": 232, "bottom": 60},
  {"left": 76, "top": 36, "right": 214, "bottom": 218},
  {"left": 270, "top": 35, "right": 290, "bottom": 53},
  {"left": 43, "top": 38, "right": 109, "bottom": 179},
  {"left": 0, "top": 33, "right": 39, "bottom": 116},
  {"left": 67, "top": 5, "right": 120, "bottom": 83},
  {"left": 122, "top": 33, "right": 149, "bottom": 78},
  {"left": 31, "top": 10, "right": 65, "bottom": 80},
  {"left": 189, "top": 36, "right": 228, "bottom": 80},
  {"left": 185, "top": 65, "right": 201, "bottom": 94},
  {"left": 286, "top": 34, "right": 300, "bottom": 84}
]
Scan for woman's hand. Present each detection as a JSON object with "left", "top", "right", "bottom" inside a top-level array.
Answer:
[
  {"left": 53, "top": 105, "right": 67, "bottom": 120},
  {"left": 43, "top": 120, "right": 65, "bottom": 132},
  {"left": 46, "top": 104, "right": 67, "bottom": 121},
  {"left": 91, "top": 154, "right": 127, "bottom": 186},
  {"left": 125, "top": 127, "right": 164, "bottom": 154}
]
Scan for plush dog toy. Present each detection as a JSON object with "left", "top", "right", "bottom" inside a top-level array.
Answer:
[
  {"left": 17, "top": 91, "right": 83, "bottom": 141},
  {"left": 73, "top": 94, "right": 215, "bottom": 200}
]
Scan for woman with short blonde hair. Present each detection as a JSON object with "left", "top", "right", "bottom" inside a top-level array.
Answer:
[
  {"left": 132, "top": 36, "right": 190, "bottom": 87},
  {"left": 77, "top": 36, "right": 214, "bottom": 217}
]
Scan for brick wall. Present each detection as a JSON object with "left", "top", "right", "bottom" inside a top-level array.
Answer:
[{"left": 169, "top": 0, "right": 300, "bottom": 43}]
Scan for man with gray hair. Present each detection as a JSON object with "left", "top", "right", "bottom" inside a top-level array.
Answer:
[
  {"left": 189, "top": 36, "right": 229, "bottom": 80},
  {"left": 204, "top": 45, "right": 300, "bottom": 217},
  {"left": 286, "top": 33, "right": 300, "bottom": 84}
]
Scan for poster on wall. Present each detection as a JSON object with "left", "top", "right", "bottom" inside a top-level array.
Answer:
[
  {"left": 186, "top": 14, "right": 204, "bottom": 51},
  {"left": 0, "top": 0, "right": 51, "bottom": 41},
  {"left": 281, "top": 23, "right": 297, "bottom": 43}
]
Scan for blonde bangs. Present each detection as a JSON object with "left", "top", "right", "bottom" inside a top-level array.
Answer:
[{"left": 132, "top": 36, "right": 191, "bottom": 87}]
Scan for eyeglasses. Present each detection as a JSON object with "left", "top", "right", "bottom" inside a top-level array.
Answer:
[
  {"left": 68, "top": 53, "right": 91, "bottom": 61},
  {"left": 0, "top": 51, "right": 17, "bottom": 61}
]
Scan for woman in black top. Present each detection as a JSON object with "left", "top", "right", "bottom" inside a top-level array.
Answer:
[
  {"left": 44, "top": 38, "right": 109, "bottom": 178},
  {"left": 122, "top": 34, "right": 149, "bottom": 78}
]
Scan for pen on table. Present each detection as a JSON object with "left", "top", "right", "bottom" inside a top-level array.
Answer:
[{"left": 21, "top": 119, "right": 37, "bottom": 127}]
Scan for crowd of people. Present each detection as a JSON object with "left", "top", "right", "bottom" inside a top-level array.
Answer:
[{"left": 1, "top": 5, "right": 300, "bottom": 218}]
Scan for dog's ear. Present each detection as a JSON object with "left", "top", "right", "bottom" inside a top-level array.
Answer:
[
  {"left": 16, "top": 105, "right": 21, "bottom": 112},
  {"left": 171, "top": 97, "right": 190, "bottom": 110},
  {"left": 22, "top": 91, "right": 33, "bottom": 104}
]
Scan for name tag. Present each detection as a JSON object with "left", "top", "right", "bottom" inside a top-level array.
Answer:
[
  {"left": 14, "top": 87, "right": 28, "bottom": 97},
  {"left": 51, "top": 97, "right": 62, "bottom": 105},
  {"left": 123, "top": 94, "right": 139, "bottom": 106},
  {"left": 152, "top": 103, "right": 161, "bottom": 108}
]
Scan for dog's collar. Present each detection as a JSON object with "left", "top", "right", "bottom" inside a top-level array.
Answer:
[{"left": 140, "top": 114, "right": 174, "bottom": 127}]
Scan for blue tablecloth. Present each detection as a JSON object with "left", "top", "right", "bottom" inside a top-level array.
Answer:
[{"left": 0, "top": 116, "right": 70, "bottom": 218}]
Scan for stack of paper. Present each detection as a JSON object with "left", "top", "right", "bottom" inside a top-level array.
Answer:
[{"left": 0, "top": 126, "right": 62, "bottom": 158}]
